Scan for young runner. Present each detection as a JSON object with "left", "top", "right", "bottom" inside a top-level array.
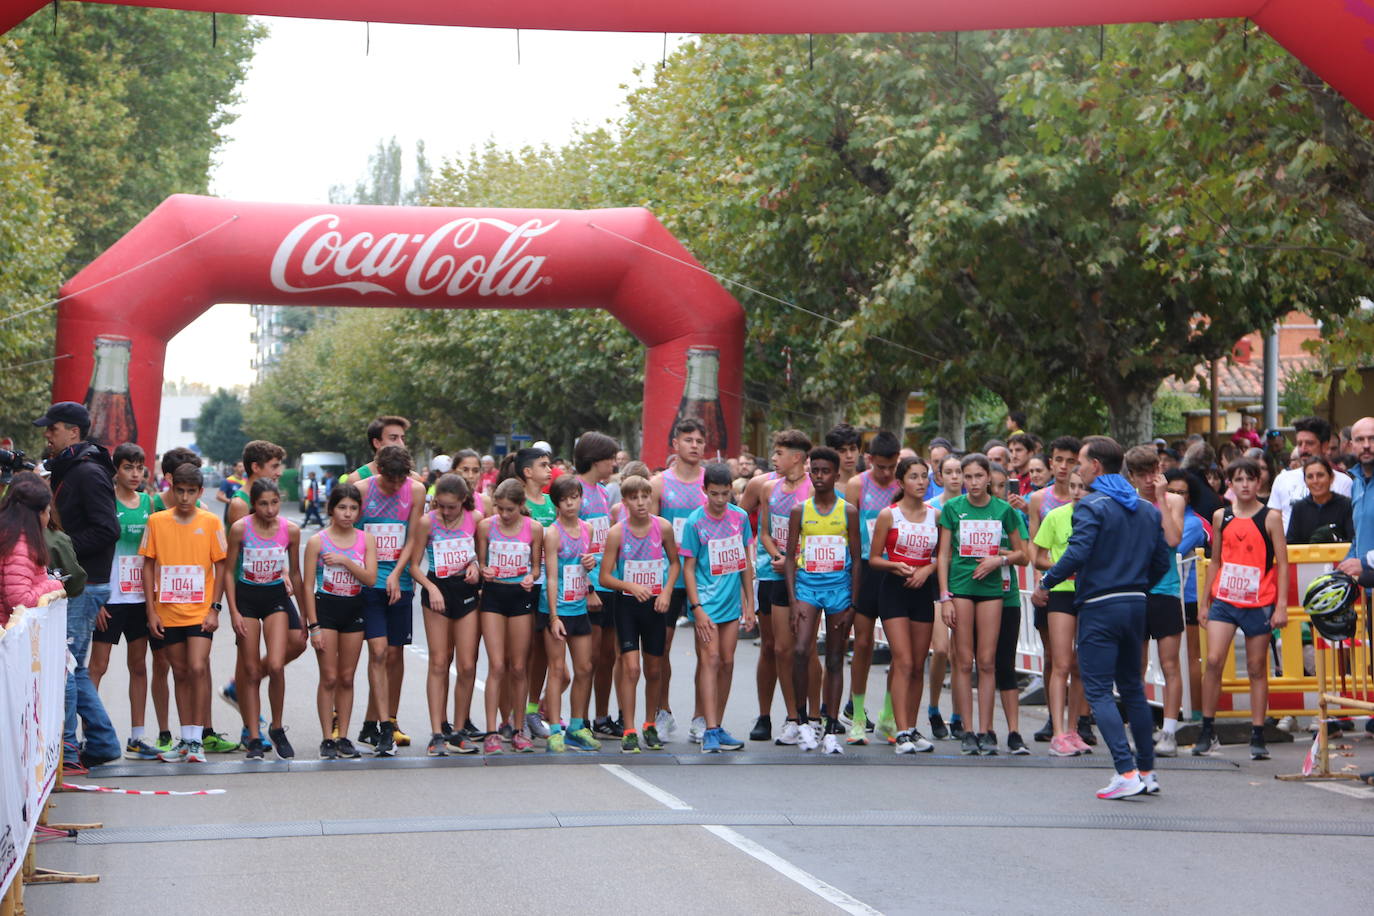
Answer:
[
  {"left": 301, "top": 483, "right": 377, "bottom": 759},
  {"left": 1031, "top": 472, "right": 1092, "bottom": 756},
  {"left": 89, "top": 443, "right": 160, "bottom": 759},
  {"left": 936, "top": 453, "right": 1028, "bottom": 756},
  {"left": 1164, "top": 469, "right": 1212, "bottom": 717},
  {"left": 409, "top": 473, "right": 482, "bottom": 756},
  {"left": 925, "top": 453, "right": 964, "bottom": 740},
  {"left": 736, "top": 454, "right": 778, "bottom": 741},
  {"left": 1196, "top": 458, "right": 1289, "bottom": 760},
  {"left": 356, "top": 445, "right": 426, "bottom": 754},
  {"left": 650, "top": 418, "right": 710, "bottom": 741},
  {"left": 680, "top": 462, "right": 755, "bottom": 753},
  {"left": 867, "top": 456, "right": 939, "bottom": 753},
  {"left": 343, "top": 415, "right": 410, "bottom": 484},
  {"left": 845, "top": 431, "right": 901, "bottom": 746},
  {"left": 825, "top": 423, "right": 862, "bottom": 488},
  {"left": 543, "top": 475, "right": 601, "bottom": 753},
  {"left": 783, "top": 447, "right": 861, "bottom": 754},
  {"left": 477, "top": 477, "right": 544, "bottom": 754},
  {"left": 452, "top": 449, "right": 488, "bottom": 516},
  {"left": 573, "top": 432, "right": 621, "bottom": 742},
  {"left": 756, "top": 430, "right": 813, "bottom": 745},
  {"left": 599, "top": 475, "right": 680, "bottom": 753},
  {"left": 139, "top": 464, "right": 227, "bottom": 763},
  {"left": 985, "top": 463, "right": 1032, "bottom": 755},
  {"left": 223, "top": 479, "right": 304, "bottom": 759}
]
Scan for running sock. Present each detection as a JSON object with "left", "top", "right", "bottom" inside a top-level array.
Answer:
[
  {"left": 570, "top": 717, "right": 585, "bottom": 732},
  {"left": 181, "top": 725, "right": 199, "bottom": 743},
  {"left": 1250, "top": 725, "right": 1265, "bottom": 741},
  {"left": 1201, "top": 716, "right": 1216, "bottom": 732},
  {"left": 1163, "top": 717, "right": 1179, "bottom": 736},
  {"left": 852, "top": 693, "right": 866, "bottom": 725},
  {"left": 526, "top": 702, "right": 539, "bottom": 716},
  {"left": 201, "top": 725, "right": 214, "bottom": 739},
  {"left": 950, "top": 714, "right": 963, "bottom": 726},
  {"left": 642, "top": 721, "right": 655, "bottom": 733},
  {"left": 130, "top": 725, "right": 145, "bottom": 741},
  {"left": 549, "top": 723, "right": 563, "bottom": 735},
  {"left": 927, "top": 704, "right": 939, "bottom": 718},
  {"left": 623, "top": 728, "right": 637, "bottom": 736}
]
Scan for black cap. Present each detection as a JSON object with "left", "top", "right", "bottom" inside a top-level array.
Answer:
[{"left": 32, "top": 401, "right": 90, "bottom": 428}]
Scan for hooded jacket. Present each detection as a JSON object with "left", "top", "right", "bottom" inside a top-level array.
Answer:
[
  {"left": 46, "top": 441, "right": 120, "bottom": 584},
  {"left": 1042, "top": 473, "right": 1172, "bottom": 605}
]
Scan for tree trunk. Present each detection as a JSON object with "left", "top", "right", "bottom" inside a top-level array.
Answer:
[
  {"left": 937, "top": 393, "right": 967, "bottom": 450},
  {"left": 879, "top": 387, "right": 909, "bottom": 439},
  {"left": 1107, "top": 386, "right": 1155, "bottom": 447}
]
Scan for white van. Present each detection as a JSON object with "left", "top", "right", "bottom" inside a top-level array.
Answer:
[{"left": 299, "top": 451, "right": 347, "bottom": 502}]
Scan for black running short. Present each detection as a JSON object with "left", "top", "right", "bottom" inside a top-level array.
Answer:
[
  {"left": 422, "top": 576, "right": 480, "bottom": 621},
  {"left": 588, "top": 590, "right": 616, "bottom": 628},
  {"left": 1146, "top": 593, "right": 1186, "bottom": 640},
  {"left": 856, "top": 561, "right": 884, "bottom": 618},
  {"left": 613, "top": 595, "right": 668, "bottom": 657},
  {"left": 1034, "top": 589, "right": 1078, "bottom": 630},
  {"left": 314, "top": 592, "right": 365, "bottom": 634},
  {"left": 481, "top": 582, "right": 537, "bottom": 617},
  {"left": 759, "top": 578, "right": 790, "bottom": 614},
  {"left": 875, "top": 572, "right": 937, "bottom": 623},
  {"left": 93, "top": 601, "right": 148, "bottom": 645},
  {"left": 149, "top": 623, "right": 212, "bottom": 650},
  {"left": 542, "top": 612, "right": 593, "bottom": 638},
  {"left": 234, "top": 581, "right": 292, "bottom": 620}
]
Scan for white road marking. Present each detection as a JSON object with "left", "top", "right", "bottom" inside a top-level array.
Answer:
[
  {"left": 1306, "top": 781, "right": 1374, "bottom": 800},
  {"left": 601, "top": 764, "right": 881, "bottom": 915}
]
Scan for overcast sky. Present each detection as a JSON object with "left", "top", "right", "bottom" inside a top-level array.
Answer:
[{"left": 166, "top": 18, "right": 687, "bottom": 389}]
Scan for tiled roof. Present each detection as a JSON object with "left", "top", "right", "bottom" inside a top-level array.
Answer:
[{"left": 1164, "top": 355, "right": 1321, "bottom": 402}]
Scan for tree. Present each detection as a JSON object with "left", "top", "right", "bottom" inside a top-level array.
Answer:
[
  {"left": 196, "top": 389, "right": 247, "bottom": 464},
  {"left": 330, "top": 137, "right": 431, "bottom": 206}
]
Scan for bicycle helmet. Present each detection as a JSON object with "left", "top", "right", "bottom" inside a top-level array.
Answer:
[{"left": 1304, "top": 571, "right": 1360, "bottom": 642}]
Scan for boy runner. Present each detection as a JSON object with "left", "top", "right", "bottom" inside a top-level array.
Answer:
[
  {"left": 825, "top": 423, "right": 862, "bottom": 488},
  {"left": 342, "top": 415, "right": 410, "bottom": 485},
  {"left": 574, "top": 432, "right": 623, "bottom": 740}
]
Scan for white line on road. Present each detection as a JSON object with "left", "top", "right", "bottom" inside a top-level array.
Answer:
[
  {"left": 601, "top": 764, "right": 881, "bottom": 916},
  {"left": 1306, "top": 781, "right": 1374, "bottom": 800}
]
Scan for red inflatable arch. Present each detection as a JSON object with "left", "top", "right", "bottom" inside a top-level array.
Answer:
[
  {"left": 2, "top": 2, "right": 1372, "bottom": 119},
  {"left": 52, "top": 196, "right": 745, "bottom": 465}
]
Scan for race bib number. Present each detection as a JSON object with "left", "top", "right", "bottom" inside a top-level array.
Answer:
[
  {"left": 490, "top": 539, "right": 530, "bottom": 579},
  {"left": 624, "top": 559, "right": 664, "bottom": 596},
  {"left": 158, "top": 564, "right": 205, "bottom": 604},
  {"left": 769, "top": 513, "right": 790, "bottom": 548},
  {"left": 958, "top": 519, "right": 1002, "bottom": 558},
  {"left": 708, "top": 534, "right": 747, "bottom": 576},
  {"left": 803, "top": 535, "right": 847, "bottom": 573},
  {"left": 893, "top": 520, "right": 937, "bottom": 564},
  {"left": 865, "top": 517, "right": 877, "bottom": 546},
  {"left": 672, "top": 517, "right": 687, "bottom": 545},
  {"left": 1216, "top": 562, "right": 1262, "bottom": 605},
  {"left": 367, "top": 523, "right": 405, "bottom": 563},
  {"left": 321, "top": 562, "right": 360, "bottom": 597},
  {"left": 588, "top": 515, "right": 610, "bottom": 554},
  {"left": 433, "top": 536, "right": 475, "bottom": 579},
  {"left": 243, "top": 547, "right": 286, "bottom": 584},
  {"left": 561, "top": 563, "right": 588, "bottom": 602},
  {"left": 117, "top": 554, "right": 144, "bottom": 597}
]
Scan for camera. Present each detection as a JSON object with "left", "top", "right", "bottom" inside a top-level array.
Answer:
[{"left": 0, "top": 448, "right": 37, "bottom": 485}]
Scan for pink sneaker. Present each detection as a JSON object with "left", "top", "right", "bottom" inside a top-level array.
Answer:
[
  {"left": 1048, "top": 733, "right": 1081, "bottom": 757},
  {"left": 1068, "top": 731, "right": 1093, "bottom": 754},
  {"left": 512, "top": 731, "right": 534, "bottom": 753},
  {"left": 483, "top": 733, "right": 503, "bottom": 755}
]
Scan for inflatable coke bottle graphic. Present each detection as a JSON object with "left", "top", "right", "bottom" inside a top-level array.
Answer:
[
  {"left": 84, "top": 334, "right": 138, "bottom": 447},
  {"left": 669, "top": 346, "right": 728, "bottom": 458}
]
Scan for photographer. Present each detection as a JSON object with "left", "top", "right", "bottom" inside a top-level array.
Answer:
[{"left": 34, "top": 401, "right": 121, "bottom": 766}]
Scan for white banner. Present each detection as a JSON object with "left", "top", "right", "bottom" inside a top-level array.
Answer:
[{"left": 0, "top": 595, "right": 67, "bottom": 897}]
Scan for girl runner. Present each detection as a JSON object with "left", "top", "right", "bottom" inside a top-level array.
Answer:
[
  {"left": 543, "top": 475, "right": 601, "bottom": 752},
  {"left": 868, "top": 456, "right": 939, "bottom": 753},
  {"left": 1031, "top": 472, "right": 1091, "bottom": 756},
  {"left": 923, "top": 453, "right": 964, "bottom": 740},
  {"left": 223, "top": 479, "right": 305, "bottom": 759},
  {"left": 497, "top": 448, "right": 556, "bottom": 742},
  {"left": 453, "top": 449, "right": 489, "bottom": 516},
  {"left": 987, "top": 463, "right": 1032, "bottom": 755},
  {"left": 936, "top": 453, "right": 1028, "bottom": 756},
  {"left": 302, "top": 484, "right": 377, "bottom": 759},
  {"left": 476, "top": 477, "right": 544, "bottom": 753},
  {"left": 409, "top": 473, "right": 482, "bottom": 756}
]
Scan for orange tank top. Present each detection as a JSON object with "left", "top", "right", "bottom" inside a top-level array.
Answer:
[{"left": 1211, "top": 506, "right": 1276, "bottom": 609}]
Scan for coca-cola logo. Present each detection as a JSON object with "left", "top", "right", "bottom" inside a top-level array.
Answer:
[{"left": 269, "top": 214, "right": 558, "bottom": 297}]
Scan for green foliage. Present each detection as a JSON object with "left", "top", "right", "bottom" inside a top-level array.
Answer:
[
  {"left": 1153, "top": 390, "right": 1207, "bottom": 438},
  {"left": 196, "top": 388, "right": 248, "bottom": 464},
  {"left": 329, "top": 137, "right": 431, "bottom": 206}
]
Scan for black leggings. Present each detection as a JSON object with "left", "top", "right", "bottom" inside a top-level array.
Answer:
[{"left": 976, "top": 603, "right": 1021, "bottom": 692}]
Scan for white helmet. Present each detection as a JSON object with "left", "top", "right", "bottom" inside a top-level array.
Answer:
[{"left": 430, "top": 454, "right": 453, "bottom": 473}]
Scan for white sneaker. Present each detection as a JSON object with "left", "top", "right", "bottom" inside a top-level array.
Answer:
[
  {"left": 1096, "top": 772, "right": 1147, "bottom": 800},
  {"left": 910, "top": 731, "right": 934, "bottom": 753},
  {"left": 775, "top": 721, "right": 802, "bottom": 746},
  {"left": 656, "top": 709, "right": 677, "bottom": 738},
  {"left": 1140, "top": 771, "right": 1161, "bottom": 795},
  {"left": 895, "top": 732, "right": 917, "bottom": 754},
  {"left": 798, "top": 722, "right": 820, "bottom": 752},
  {"left": 688, "top": 716, "right": 706, "bottom": 744},
  {"left": 1276, "top": 715, "right": 1296, "bottom": 733},
  {"left": 822, "top": 733, "right": 844, "bottom": 755},
  {"left": 1154, "top": 730, "right": 1178, "bottom": 757},
  {"left": 525, "top": 711, "right": 550, "bottom": 740}
]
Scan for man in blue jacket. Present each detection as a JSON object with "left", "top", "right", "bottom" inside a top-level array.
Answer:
[{"left": 1033, "top": 435, "right": 1172, "bottom": 800}]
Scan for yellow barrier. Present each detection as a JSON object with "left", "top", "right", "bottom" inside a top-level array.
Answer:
[{"left": 1196, "top": 543, "right": 1373, "bottom": 718}]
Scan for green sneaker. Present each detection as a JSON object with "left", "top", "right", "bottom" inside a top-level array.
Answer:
[
  {"left": 621, "top": 733, "right": 641, "bottom": 754},
  {"left": 566, "top": 727, "right": 601, "bottom": 752},
  {"left": 155, "top": 731, "right": 175, "bottom": 753},
  {"left": 642, "top": 725, "right": 664, "bottom": 750},
  {"left": 546, "top": 732, "right": 566, "bottom": 753},
  {"left": 201, "top": 731, "right": 241, "bottom": 753},
  {"left": 876, "top": 715, "right": 897, "bottom": 743}
]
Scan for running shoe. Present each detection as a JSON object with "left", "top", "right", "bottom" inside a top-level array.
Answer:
[
  {"left": 512, "top": 731, "right": 534, "bottom": 753},
  {"left": 158, "top": 739, "right": 189, "bottom": 763},
  {"left": 268, "top": 726, "right": 295, "bottom": 760},
  {"left": 775, "top": 721, "right": 802, "bottom": 746},
  {"left": 621, "top": 733, "right": 641, "bottom": 754},
  {"left": 124, "top": 737, "right": 161, "bottom": 761},
  {"left": 717, "top": 728, "right": 744, "bottom": 751},
  {"left": 566, "top": 728, "right": 601, "bottom": 752},
  {"left": 483, "top": 734, "right": 503, "bottom": 755},
  {"left": 1076, "top": 717, "right": 1098, "bottom": 747},
  {"left": 642, "top": 725, "right": 664, "bottom": 751},
  {"left": 979, "top": 731, "right": 999, "bottom": 756},
  {"left": 959, "top": 731, "right": 980, "bottom": 756},
  {"left": 155, "top": 731, "right": 174, "bottom": 753},
  {"left": 498, "top": 722, "right": 515, "bottom": 744},
  {"left": 447, "top": 736, "right": 480, "bottom": 755},
  {"left": 688, "top": 716, "right": 707, "bottom": 744},
  {"left": 389, "top": 719, "right": 411, "bottom": 747},
  {"left": 461, "top": 719, "right": 484, "bottom": 741},
  {"left": 592, "top": 716, "right": 623, "bottom": 739},
  {"left": 546, "top": 731, "right": 566, "bottom": 753},
  {"left": 357, "top": 720, "right": 380, "bottom": 748},
  {"left": 335, "top": 737, "right": 361, "bottom": 759},
  {"left": 895, "top": 731, "right": 917, "bottom": 755},
  {"left": 822, "top": 733, "right": 844, "bottom": 755},
  {"left": 1154, "top": 731, "right": 1178, "bottom": 757},
  {"left": 949, "top": 719, "right": 966, "bottom": 741},
  {"left": 1048, "top": 733, "right": 1081, "bottom": 757},
  {"left": 1191, "top": 732, "right": 1220, "bottom": 756},
  {"left": 656, "top": 709, "right": 677, "bottom": 738},
  {"left": 928, "top": 712, "right": 950, "bottom": 741},
  {"left": 186, "top": 740, "right": 208, "bottom": 763},
  {"left": 1140, "top": 771, "right": 1161, "bottom": 795},
  {"left": 1096, "top": 771, "right": 1146, "bottom": 800},
  {"left": 1007, "top": 731, "right": 1031, "bottom": 756},
  {"left": 750, "top": 715, "right": 772, "bottom": 742},
  {"left": 701, "top": 728, "right": 722, "bottom": 754},
  {"left": 909, "top": 731, "right": 935, "bottom": 753},
  {"left": 1033, "top": 718, "right": 1054, "bottom": 743},
  {"left": 1250, "top": 738, "right": 1270, "bottom": 761},
  {"left": 202, "top": 731, "right": 240, "bottom": 753},
  {"left": 245, "top": 737, "right": 268, "bottom": 760},
  {"left": 219, "top": 680, "right": 239, "bottom": 710},
  {"left": 846, "top": 719, "right": 868, "bottom": 746},
  {"left": 798, "top": 722, "right": 820, "bottom": 752},
  {"left": 319, "top": 739, "right": 339, "bottom": 760},
  {"left": 876, "top": 713, "right": 897, "bottom": 743},
  {"left": 375, "top": 721, "right": 397, "bottom": 757},
  {"left": 525, "top": 711, "right": 550, "bottom": 740},
  {"left": 427, "top": 734, "right": 448, "bottom": 757},
  {"left": 840, "top": 699, "right": 855, "bottom": 727},
  {"left": 1068, "top": 731, "right": 1093, "bottom": 755}
]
